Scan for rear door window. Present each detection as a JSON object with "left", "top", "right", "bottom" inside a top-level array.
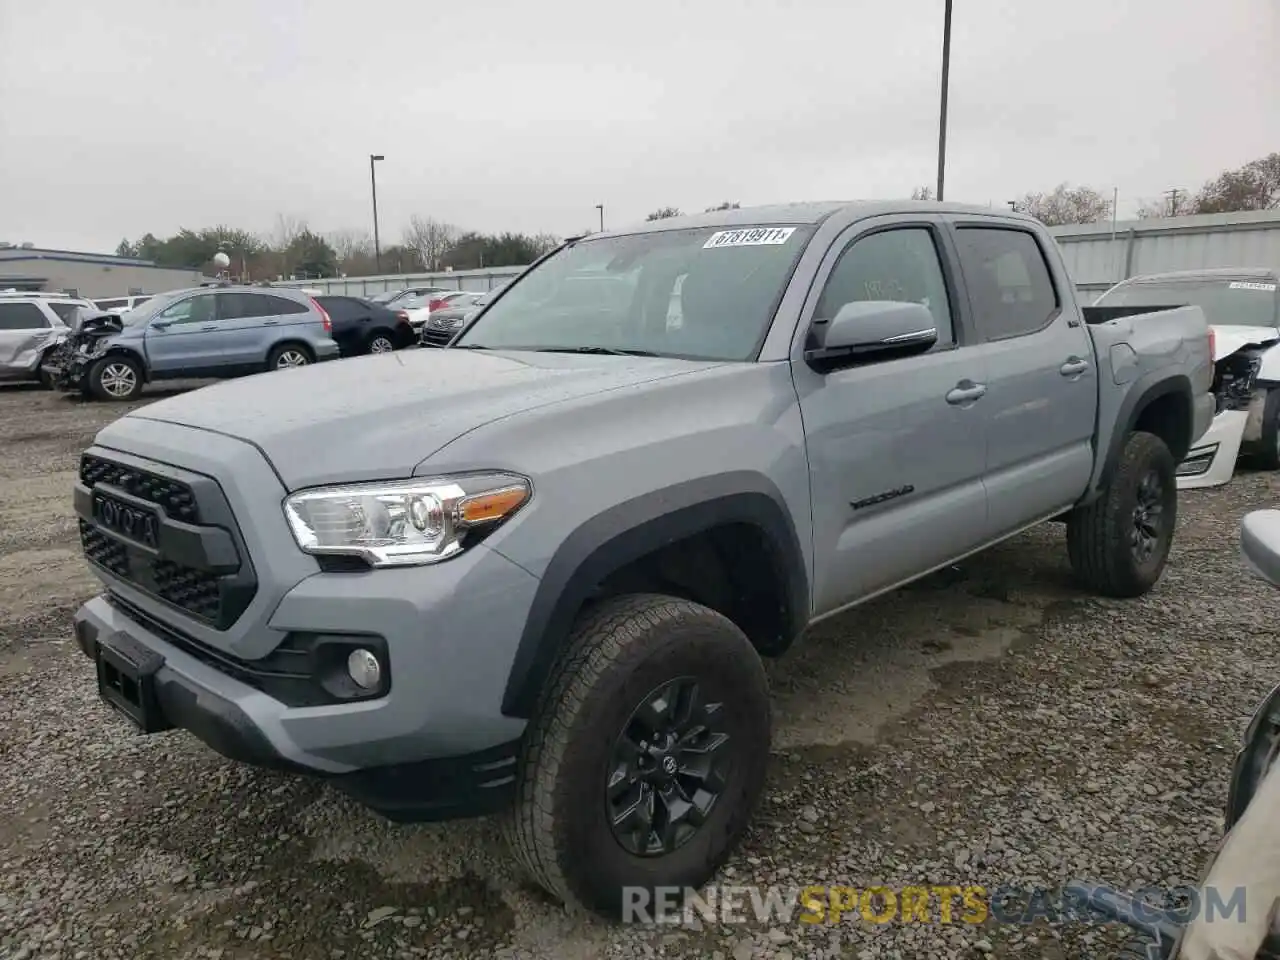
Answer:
[
  {"left": 0, "top": 302, "right": 51, "bottom": 330},
  {"left": 953, "top": 227, "right": 1060, "bottom": 341},
  {"left": 260, "top": 294, "right": 310, "bottom": 316},
  {"left": 47, "top": 302, "right": 82, "bottom": 323}
]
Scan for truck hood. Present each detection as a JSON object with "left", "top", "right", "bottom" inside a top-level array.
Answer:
[
  {"left": 1213, "top": 324, "right": 1280, "bottom": 359},
  {"left": 125, "top": 348, "right": 724, "bottom": 489}
]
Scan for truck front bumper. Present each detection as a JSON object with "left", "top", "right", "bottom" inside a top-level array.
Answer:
[
  {"left": 74, "top": 587, "right": 529, "bottom": 822},
  {"left": 72, "top": 531, "right": 539, "bottom": 821}
]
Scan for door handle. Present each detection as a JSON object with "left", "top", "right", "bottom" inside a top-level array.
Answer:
[
  {"left": 1060, "top": 357, "right": 1090, "bottom": 378},
  {"left": 945, "top": 380, "right": 987, "bottom": 405},
  {"left": 262, "top": 319, "right": 279, "bottom": 325},
  {"left": 200, "top": 323, "right": 217, "bottom": 331}
]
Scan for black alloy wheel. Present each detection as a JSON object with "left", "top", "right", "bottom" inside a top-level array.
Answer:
[{"left": 606, "top": 676, "right": 732, "bottom": 857}]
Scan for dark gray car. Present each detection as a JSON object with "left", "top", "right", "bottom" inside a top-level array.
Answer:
[{"left": 418, "top": 290, "right": 498, "bottom": 347}]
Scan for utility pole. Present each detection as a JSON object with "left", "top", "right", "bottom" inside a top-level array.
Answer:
[
  {"left": 935, "top": 0, "right": 954, "bottom": 201},
  {"left": 370, "top": 154, "right": 385, "bottom": 272},
  {"left": 1164, "top": 187, "right": 1185, "bottom": 217},
  {"left": 595, "top": 204, "right": 605, "bottom": 232}
]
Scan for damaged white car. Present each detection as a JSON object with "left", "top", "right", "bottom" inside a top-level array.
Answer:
[{"left": 1095, "top": 268, "right": 1280, "bottom": 488}]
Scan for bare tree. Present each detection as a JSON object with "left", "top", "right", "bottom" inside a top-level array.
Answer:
[
  {"left": 326, "top": 229, "right": 373, "bottom": 261},
  {"left": 531, "top": 233, "right": 562, "bottom": 256},
  {"left": 1192, "top": 152, "right": 1280, "bottom": 214},
  {"left": 1134, "top": 196, "right": 1174, "bottom": 220},
  {"left": 1012, "top": 183, "right": 1112, "bottom": 226},
  {"left": 703, "top": 201, "right": 741, "bottom": 212},
  {"left": 273, "top": 213, "right": 307, "bottom": 250},
  {"left": 910, "top": 186, "right": 934, "bottom": 200},
  {"left": 404, "top": 215, "right": 460, "bottom": 271},
  {"left": 645, "top": 207, "right": 683, "bottom": 221}
]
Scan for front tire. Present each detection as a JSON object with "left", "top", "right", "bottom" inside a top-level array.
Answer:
[
  {"left": 1067, "top": 430, "right": 1177, "bottom": 598},
  {"left": 88, "top": 355, "right": 143, "bottom": 401},
  {"left": 504, "top": 594, "right": 771, "bottom": 920},
  {"left": 267, "top": 344, "right": 312, "bottom": 370}
]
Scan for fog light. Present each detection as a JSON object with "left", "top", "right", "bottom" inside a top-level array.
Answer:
[{"left": 346, "top": 649, "right": 382, "bottom": 690}]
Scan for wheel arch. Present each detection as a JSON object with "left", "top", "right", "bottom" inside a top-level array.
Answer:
[
  {"left": 100, "top": 346, "right": 149, "bottom": 381},
  {"left": 499, "top": 477, "right": 810, "bottom": 719},
  {"left": 1088, "top": 373, "right": 1193, "bottom": 503}
]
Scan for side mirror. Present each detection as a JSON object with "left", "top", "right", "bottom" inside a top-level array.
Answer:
[
  {"left": 806, "top": 300, "right": 937, "bottom": 369},
  {"left": 1241, "top": 510, "right": 1280, "bottom": 588},
  {"left": 150, "top": 319, "right": 171, "bottom": 330}
]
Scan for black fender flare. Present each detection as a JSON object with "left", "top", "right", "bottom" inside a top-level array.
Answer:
[
  {"left": 1095, "top": 372, "right": 1192, "bottom": 497},
  {"left": 499, "top": 474, "right": 810, "bottom": 719}
]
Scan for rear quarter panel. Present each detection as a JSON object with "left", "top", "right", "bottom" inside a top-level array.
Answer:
[{"left": 1084, "top": 304, "right": 1212, "bottom": 498}]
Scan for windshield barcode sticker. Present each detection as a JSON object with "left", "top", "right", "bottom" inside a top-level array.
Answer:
[
  {"left": 1228, "top": 281, "right": 1277, "bottom": 292},
  {"left": 703, "top": 227, "right": 796, "bottom": 249}
]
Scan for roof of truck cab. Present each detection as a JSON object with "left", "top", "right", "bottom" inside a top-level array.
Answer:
[
  {"left": 599, "top": 200, "right": 1037, "bottom": 237},
  {"left": 1120, "top": 267, "right": 1279, "bottom": 283}
]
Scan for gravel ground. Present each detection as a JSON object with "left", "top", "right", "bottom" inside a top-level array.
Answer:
[{"left": 1, "top": 379, "right": 1278, "bottom": 960}]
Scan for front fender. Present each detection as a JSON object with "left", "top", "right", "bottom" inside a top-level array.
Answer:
[{"left": 498, "top": 475, "right": 809, "bottom": 719}]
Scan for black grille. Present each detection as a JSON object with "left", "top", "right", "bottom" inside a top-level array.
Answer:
[
  {"left": 420, "top": 321, "right": 458, "bottom": 347},
  {"left": 79, "top": 521, "right": 223, "bottom": 623},
  {"left": 80, "top": 454, "right": 199, "bottom": 523},
  {"left": 79, "top": 521, "right": 128, "bottom": 577},
  {"left": 77, "top": 452, "right": 257, "bottom": 630}
]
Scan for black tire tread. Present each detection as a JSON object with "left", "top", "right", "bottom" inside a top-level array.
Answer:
[
  {"left": 1067, "top": 430, "right": 1174, "bottom": 598},
  {"left": 502, "top": 593, "right": 766, "bottom": 911}
]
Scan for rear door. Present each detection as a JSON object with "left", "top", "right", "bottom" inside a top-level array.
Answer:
[
  {"left": 949, "top": 221, "right": 1098, "bottom": 536},
  {"left": 144, "top": 292, "right": 221, "bottom": 374},
  {"left": 793, "top": 216, "right": 992, "bottom": 614},
  {"left": 317, "top": 296, "right": 366, "bottom": 351},
  {"left": 0, "top": 302, "right": 54, "bottom": 375}
]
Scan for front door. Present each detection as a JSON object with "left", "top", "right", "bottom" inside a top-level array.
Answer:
[
  {"left": 793, "top": 218, "right": 992, "bottom": 616},
  {"left": 143, "top": 291, "right": 222, "bottom": 375},
  {"left": 948, "top": 223, "right": 1098, "bottom": 536}
]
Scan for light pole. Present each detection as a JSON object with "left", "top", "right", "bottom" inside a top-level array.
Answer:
[
  {"left": 595, "top": 204, "right": 604, "bottom": 232},
  {"left": 370, "top": 154, "right": 385, "bottom": 273},
  {"left": 935, "top": 0, "right": 953, "bottom": 201}
]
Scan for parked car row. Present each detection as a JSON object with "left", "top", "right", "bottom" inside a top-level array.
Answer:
[{"left": 1, "top": 281, "right": 511, "bottom": 400}]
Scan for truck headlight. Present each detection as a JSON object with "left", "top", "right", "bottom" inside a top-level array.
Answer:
[{"left": 282, "top": 473, "right": 531, "bottom": 567}]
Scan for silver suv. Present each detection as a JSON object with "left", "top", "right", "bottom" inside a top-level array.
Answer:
[
  {"left": 0, "top": 291, "right": 94, "bottom": 385},
  {"left": 45, "top": 285, "right": 341, "bottom": 401}
]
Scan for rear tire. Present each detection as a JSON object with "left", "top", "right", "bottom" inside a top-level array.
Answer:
[
  {"left": 1067, "top": 430, "right": 1177, "bottom": 598},
  {"left": 88, "top": 355, "right": 143, "bottom": 401},
  {"left": 366, "top": 332, "right": 396, "bottom": 355},
  {"left": 267, "top": 343, "right": 312, "bottom": 370},
  {"left": 503, "top": 593, "right": 771, "bottom": 920}
]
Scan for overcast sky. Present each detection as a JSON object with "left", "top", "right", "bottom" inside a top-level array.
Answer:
[{"left": 1, "top": 0, "right": 1276, "bottom": 253}]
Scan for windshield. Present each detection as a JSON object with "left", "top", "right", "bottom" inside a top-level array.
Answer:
[
  {"left": 121, "top": 289, "right": 186, "bottom": 326},
  {"left": 454, "top": 225, "right": 813, "bottom": 360},
  {"left": 369, "top": 290, "right": 402, "bottom": 304},
  {"left": 1096, "top": 278, "right": 1279, "bottom": 328}
]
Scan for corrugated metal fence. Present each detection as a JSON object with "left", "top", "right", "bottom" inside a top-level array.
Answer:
[{"left": 277, "top": 209, "right": 1280, "bottom": 305}]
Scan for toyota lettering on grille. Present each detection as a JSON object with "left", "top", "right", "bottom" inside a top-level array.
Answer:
[{"left": 92, "top": 493, "right": 160, "bottom": 548}]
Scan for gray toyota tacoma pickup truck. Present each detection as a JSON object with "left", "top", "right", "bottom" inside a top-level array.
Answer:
[{"left": 72, "top": 201, "right": 1214, "bottom": 918}]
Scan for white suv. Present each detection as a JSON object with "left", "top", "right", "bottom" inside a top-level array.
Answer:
[
  {"left": 0, "top": 292, "right": 94, "bottom": 385},
  {"left": 93, "top": 294, "right": 153, "bottom": 314}
]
